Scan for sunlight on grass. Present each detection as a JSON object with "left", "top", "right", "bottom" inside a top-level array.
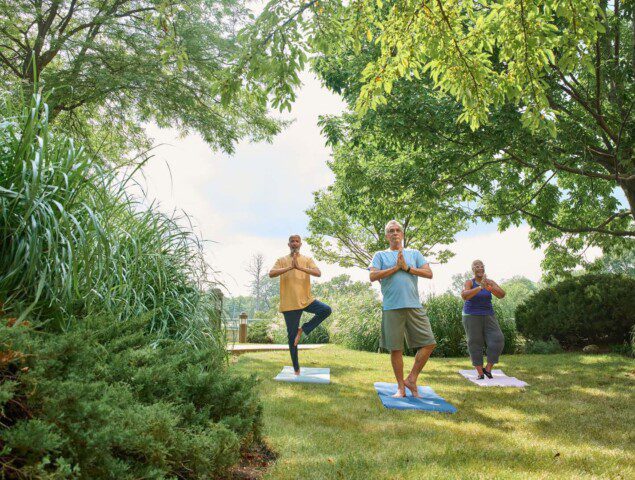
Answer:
[{"left": 234, "top": 345, "right": 635, "bottom": 480}]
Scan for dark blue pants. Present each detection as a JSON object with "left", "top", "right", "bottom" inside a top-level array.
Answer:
[{"left": 282, "top": 299, "right": 332, "bottom": 372}]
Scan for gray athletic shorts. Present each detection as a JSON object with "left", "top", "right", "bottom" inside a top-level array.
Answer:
[{"left": 380, "top": 307, "right": 436, "bottom": 352}]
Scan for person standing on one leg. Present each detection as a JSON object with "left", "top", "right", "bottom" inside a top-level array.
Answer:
[
  {"left": 369, "top": 220, "right": 436, "bottom": 398},
  {"left": 269, "top": 235, "right": 332, "bottom": 376},
  {"left": 461, "top": 260, "right": 506, "bottom": 380}
]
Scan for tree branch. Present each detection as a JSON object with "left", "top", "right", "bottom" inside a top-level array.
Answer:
[{"left": 550, "top": 62, "right": 618, "bottom": 142}]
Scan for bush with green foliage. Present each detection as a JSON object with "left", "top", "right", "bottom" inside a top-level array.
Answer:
[
  {"left": 524, "top": 337, "right": 563, "bottom": 354},
  {"left": 247, "top": 320, "right": 274, "bottom": 344},
  {"left": 330, "top": 288, "right": 382, "bottom": 352},
  {"left": 424, "top": 294, "right": 467, "bottom": 357},
  {"left": 493, "top": 304, "right": 519, "bottom": 355},
  {"left": 272, "top": 321, "right": 330, "bottom": 345},
  {"left": 0, "top": 316, "right": 261, "bottom": 478},
  {"left": 515, "top": 274, "right": 635, "bottom": 347},
  {"left": 496, "top": 276, "right": 539, "bottom": 321},
  {"left": 303, "top": 324, "right": 330, "bottom": 344},
  {"left": 0, "top": 92, "right": 217, "bottom": 343}
]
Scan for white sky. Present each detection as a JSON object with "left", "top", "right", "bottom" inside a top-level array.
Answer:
[{"left": 137, "top": 71, "right": 557, "bottom": 299}]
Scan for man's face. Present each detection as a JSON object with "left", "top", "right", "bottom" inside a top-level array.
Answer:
[
  {"left": 288, "top": 236, "right": 302, "bottom": 252},
  {"left": 385, "top": 224, "right": 404, "bottom": 246}
]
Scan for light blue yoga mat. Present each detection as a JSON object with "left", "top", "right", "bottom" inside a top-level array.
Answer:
[
  {"left": 374, "top": 382, "right": 457, "bottom": 413},
  {"left": 274, "top": 367, "right": 330, "bottom": 384}
]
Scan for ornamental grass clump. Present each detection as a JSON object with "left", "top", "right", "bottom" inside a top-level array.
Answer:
[
  {"left": 0, "top": 316, "right": 261, "bottom": 478},
  {"left": 0, "top": 92, "right": 218, "bottom": 343}
]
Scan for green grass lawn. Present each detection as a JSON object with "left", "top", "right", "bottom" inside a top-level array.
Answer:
[{"left": 232, "top": 345, "right": 634, "bottom": 480}]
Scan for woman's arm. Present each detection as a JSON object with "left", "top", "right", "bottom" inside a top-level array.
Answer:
[
  {"left": 461, "top": 279, "right": 482, "bottom": 300},
  {"left": 486, "top": 280, "right": 506, "bottom": 299}
]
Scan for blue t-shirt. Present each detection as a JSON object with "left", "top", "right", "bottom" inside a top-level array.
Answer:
[{"left": 370, "top": 248, "right": 427, "bottom": 310}]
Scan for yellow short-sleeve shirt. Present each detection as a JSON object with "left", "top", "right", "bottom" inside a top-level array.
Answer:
[{"left": 273, "top": 254, "right": 317, "bottom": 312}]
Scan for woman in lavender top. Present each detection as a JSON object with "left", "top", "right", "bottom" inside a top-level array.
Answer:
[{"left": 461, "top": 260, "right": 506, "bottom": 380}]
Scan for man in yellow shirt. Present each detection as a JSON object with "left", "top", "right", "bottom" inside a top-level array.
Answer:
[{"left": 269, "top": 235, "right": 332, "bottom": 375}]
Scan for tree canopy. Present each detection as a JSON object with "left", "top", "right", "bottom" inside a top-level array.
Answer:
[
  {"left": 245, "top": 0, "right": 634, "bottom": 276},
  {"left": 0, "top": 0, "right": 304, "bottom": 158}
]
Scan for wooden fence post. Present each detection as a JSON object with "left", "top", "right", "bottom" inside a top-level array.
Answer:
[{"left": 238, "top": 312, "right": 248, "bottom": 343}]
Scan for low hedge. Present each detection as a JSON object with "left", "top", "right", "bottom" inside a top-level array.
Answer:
[
  {"left": 515, "top": 274, "right": 635, "bottom": 347},
  {"left": 247, "top": 320, "right": 274, "bottom": 343},
  {"left": 0, "top": 316, "right": 261, "bottom": 478}
]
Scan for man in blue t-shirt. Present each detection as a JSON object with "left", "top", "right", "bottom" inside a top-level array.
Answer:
[{"left": 369, "top": 220, "right": 437, "bottom": 398}]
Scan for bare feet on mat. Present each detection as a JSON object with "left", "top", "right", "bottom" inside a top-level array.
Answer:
[
  {"left": 293, "top": 327, "right": 303, "bottom": 347},
  {"left": 404, "top": 376, "right": 420, "bottom": 397},
  {"left": 391, "top": 387, "right": 407, "bottom": 398},
  {"left": 294, "top": 370, "right": 301, "bottom": 376}
]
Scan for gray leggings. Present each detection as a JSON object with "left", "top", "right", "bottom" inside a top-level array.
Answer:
[{"left": 462, "top": 314, "right": 505, "bottom": 366}]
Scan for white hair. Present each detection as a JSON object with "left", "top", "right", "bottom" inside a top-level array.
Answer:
[
  {"left": 471, "top": 259, "right": 484, "bottom": 269},
  {"left": 384, "top": 220, "right": 404, "bottom": 235}
]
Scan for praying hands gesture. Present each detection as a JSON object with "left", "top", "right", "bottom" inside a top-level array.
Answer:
[{"left": 397, "top": 250, "right": 408, "bottom": 270}]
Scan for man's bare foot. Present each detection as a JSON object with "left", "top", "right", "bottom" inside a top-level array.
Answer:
[
  {"left": 293, "top": 328, "right": 303, "bottom": 347},
  {"left": 294, "top": 370, "right": 301, "bottom": 376},
  {"left": 404, "top": 376, "right": 420, "bottom": 398},
  {"left": 391, "top": 387, "right": 406, "bottom": 398}
]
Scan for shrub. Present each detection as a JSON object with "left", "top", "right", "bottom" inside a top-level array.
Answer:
[
  {"left": 609, "top": 343, "right": 632, "bottom": 356},
  {"left": 272, "top": 320, "right": 331, "bottom": 344},
  {"left": 0, "top": 92, "right": 217, "bottom": 344},
  {"left": 247, "top": 320, "right": 273, "bottom": 343},
  {"left": 493, "top": 303, "right": 519, "bottom": 354},
  {"left": 424, "top": 294, "right": 467, "bottom": 357},
  {"left": 331, "top": 290, "right": 382, "bottom": 352},
  {"left": 524, "top": 336, "right": 563, "bottom": 354},
  {"left": 515, "top": 274, "right": 635, "bottom": 347},
  {"left": 0, "top": 316, "right": 261, "bottom": 478},
  {"left": 303, "top": 324, "right": 330, "bottom": 344}
]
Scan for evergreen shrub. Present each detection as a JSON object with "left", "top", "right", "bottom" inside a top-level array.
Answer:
[
  {"left": 515, "top": 274, "right": 635, "bottom": 347},
  {"left": 0, "top": 317, "right": 261, "bottom": 478}
]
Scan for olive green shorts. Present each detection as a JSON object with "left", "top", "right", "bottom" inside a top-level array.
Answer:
[{"left": 380, "top": 308, "right": 437, "bottom": 352}]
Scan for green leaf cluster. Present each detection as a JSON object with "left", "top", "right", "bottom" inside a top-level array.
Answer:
[
  {"left": 0, "top": 316, "right": 261, "bottom": 478},
  {"left": 305, "top": 2, "right": 634, "bottom": 277},
  {"left": 0, "top": 0, "right": 291, "bottom": 158},
  {"left": 515, "top": 273, "right": 635, "bottom": 347}
]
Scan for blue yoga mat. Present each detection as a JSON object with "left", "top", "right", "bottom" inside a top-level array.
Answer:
[{"left": 374, "top": 382, "right": 457, "bottom": 413}]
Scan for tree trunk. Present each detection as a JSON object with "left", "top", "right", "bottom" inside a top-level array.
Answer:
[{"left": 621, "top": 179, "right": 635, "bottom": 222}]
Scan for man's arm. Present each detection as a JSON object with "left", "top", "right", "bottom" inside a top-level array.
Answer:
[
  {"left": 269, "top": 265, "right": 293, "bottom": 278},
  {"left": 408, "top": 263, "right": 433, "bottom": 279},
  {"left": 296, "top": 265, "right": 321, "bottom": 277},
  {"left": 269, "top": 258, "right": 292, "bottom": 278},
  {"left": 369, "top": 266, "right": 400, "bottom": 282}
]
